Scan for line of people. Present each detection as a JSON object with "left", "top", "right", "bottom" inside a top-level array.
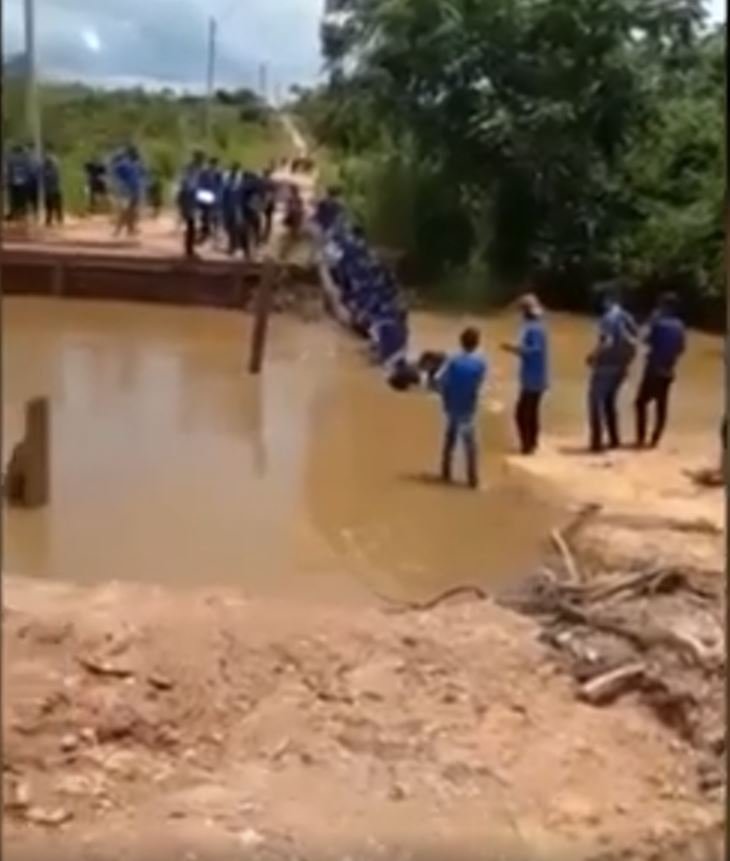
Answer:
[
  {"left": 4, "top": 143, "right": 64, "bottom": 226},
  {"left": 313, "top": 187, "right": 410, "bottom": 371},
  {"left": 313, "top": 188, "right": 690, "bottom": 489}
]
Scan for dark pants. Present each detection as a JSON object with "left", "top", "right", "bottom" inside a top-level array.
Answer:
[
  {"left": 588, "top": 367, "right": 627, "bottom": 452},
  {"left": 199, "top": 204, "right": 213, "bottom": 243},
  {"left": 515, "top": 390, "right": 544, "bottom": 454},
  {"left": 635, "top": 371, "right": 673, "bottom": 448},
  {"left": 224, "top": 213, "right": 239, "bottom": 255},
  {"left": 441, "top": 416, "right": 479, "bottom": 488},
  {"left": 45, "top": 191, "right": 63, "bottom": 226},
  {"left": 183, "top": 215, "right": 197, "bottom": 258},
  {"left": 7, "top": 184, "right": 27, "bottom": 220}
]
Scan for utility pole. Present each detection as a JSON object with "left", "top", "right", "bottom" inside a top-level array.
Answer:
[
  {"left": 258, "top": 62, "right": 268, "bottom": 105},
  {"left": 204, "top": 16, "right": 217, "bottom": 147},
  {"left": 24, "top": 0, "right": 44, "bottom": 218}
]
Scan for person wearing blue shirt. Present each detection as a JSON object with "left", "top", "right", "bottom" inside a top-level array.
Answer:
[
  {"left": 197, "top": 157, "right": 222, "bottom": 244},
  {"left": 437, "top": 327, "right": 487, "bottom": 489},
  {"left": 634, "top": 293, "right": 687, "bottom": 448},
  {"left": 5, "top": 144, "right": 32, "bottom": 221},
  {"left": 501, "top": 294, "right": 549, "bottom": 455},
  {"left": 586, "top": 285, "right": 639, "bottom": 452},
  {"left": 221, "top": 162, "right": 242, "bottom": 255},
  {"left": 111, "top": 145, "right": 145, "bottom": 238},
  {"left": 314, "top": 186, "right": 345, "bottom": 234},
  {"left": 177, "top": 150, "right": 204, "bottom": 258}
]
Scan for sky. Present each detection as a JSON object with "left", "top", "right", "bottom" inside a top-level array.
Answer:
[
  {"left": 1, "top": 0, "right": 726, "bottom": 95},
  {"left": 1, "top": 0, "right": 324, "bottom": 96}
]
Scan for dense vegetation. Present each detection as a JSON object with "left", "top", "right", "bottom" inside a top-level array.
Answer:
[
  {"left": 2, "top": 77, "right": 287, "bottom": 211},
  {"left": 296, "top": 0, "right": 725, "bottom": 321}
]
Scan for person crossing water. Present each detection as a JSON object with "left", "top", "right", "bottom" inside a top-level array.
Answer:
[{"left": 437, "top": 328, "right": 487, "bottom": 489}]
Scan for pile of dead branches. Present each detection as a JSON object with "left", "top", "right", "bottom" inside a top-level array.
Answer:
[{"left": 501, "top": 506, "right": 726, "bottom": 796}]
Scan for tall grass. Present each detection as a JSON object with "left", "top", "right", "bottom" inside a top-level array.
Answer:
[{"left": 2, "top": 81, "right": 290, "bottom": 212}]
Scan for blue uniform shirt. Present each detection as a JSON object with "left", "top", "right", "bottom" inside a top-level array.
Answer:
[
  {"left": 646, "top": 314, "right": 686, "bottom": 377},
  {"left": 596, "top": 304, "right": 638, "bottom": 369},
  {"left": 519, "top": 319, "right": 549, "bottom": 392},
  {"left": 439, "top": 352, "right": 487, "bottom": 421}
]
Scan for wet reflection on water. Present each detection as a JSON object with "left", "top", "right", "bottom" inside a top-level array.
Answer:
[{"left": 2, "top": 299, "right": 722, "bottom": 602}]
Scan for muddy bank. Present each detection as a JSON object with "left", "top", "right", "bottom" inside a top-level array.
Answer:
[{"left": 3, "top": 451, "right": 725, "bottom": 861}]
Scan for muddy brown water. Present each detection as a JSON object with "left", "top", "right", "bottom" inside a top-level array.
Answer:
[{"left": 2, "top": 298, "right": 722, "bottom": 602}]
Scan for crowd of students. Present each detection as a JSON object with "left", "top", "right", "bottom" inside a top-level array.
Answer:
[
  {"left": 3, "top": 143, "right": 64, "bottom": 226},
  {"left": 176, "top": 151, "right": 284, "bottom": 259},
  {"left": 313, "top": 187, "right": 693, "bottom": 489}
]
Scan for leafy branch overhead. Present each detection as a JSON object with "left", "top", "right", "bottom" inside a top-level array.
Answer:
[{"left": 300, "top": 0, "right": 724, "bottom": 315}]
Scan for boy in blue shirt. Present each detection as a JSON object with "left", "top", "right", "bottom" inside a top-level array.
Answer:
[
  {"left": 587, "top": 285, "right": 639, "bottom": 452},
  {"left": 635, "top": 292, "right": 687, "bottom": 448},
  {"left": 501, "top": 294, "right": 549, "bottom": 454},
  {"left": 437, "top": 327, "right": 487, "bottom": 489}
]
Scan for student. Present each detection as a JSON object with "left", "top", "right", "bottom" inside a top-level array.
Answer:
[
  {"left": 147, "top": 172, "right": 163, "bottom": 218},
  {"left": 197, "top": 157, "right": 221, "bottom": 244},
  {"left": 5, "top": 144, "right": 31, "bottom": 221},
  {"left": 437, "top": 327, "right": 487, "bottom": 489},
  {"left": 501, "top": 294, "right": 549, "bottom": 454},
  {"left": 239, "top": 171, "right": 263, "bottom": 258},
  {"left": 111, "top": 145, "right": 145, "bottom": 237},
  {"left": 84, "top": 157, "right": 107, "bottom": 212},
  {"left": 43, "top": 149, "right": 63, "bottom": 227},
  {"left": 261, "top": 169, "right": 277, "bottom": 243},
  {"left": 586, "top": 285, "right": 638, "bottom": 452},
  {"left": 314, "top": 186, "right": 344, "bottom": 235},
  {"left": 221, "top": 162, "right": 242, "bottom": 255},
  {"left": 26, "top": 152, "right": 41, "bottom": 221},
  {"left": 634, "top": 293, "right": 687, "bottom": 448},
  {"left": 177, "top": 150, "right": 204, "bottom": 259}
]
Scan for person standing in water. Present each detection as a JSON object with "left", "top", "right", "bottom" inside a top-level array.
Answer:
[
  {"left": 634, "top": 292, "right": 687, "bottom": 449},
  {"left": 437, "top": 327, "right": 487, "bottom": 489},
  {"left": 586, "top": 284, "right": 639, "bottom": 452},
  {"left": 501, "top": 294, "right": 549, "bottom": 454}
]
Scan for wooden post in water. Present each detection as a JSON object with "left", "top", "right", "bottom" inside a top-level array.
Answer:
[
  {"left": 248, "top": 258, "right": 276, "bottom": 375},
  {"left": 4, "top": 396, "right": 50, "bottom": 508}
]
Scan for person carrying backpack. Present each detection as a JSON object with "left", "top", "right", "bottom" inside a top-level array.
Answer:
[{"left": 586, "top": 283, "right": 638, "bottom": 452}]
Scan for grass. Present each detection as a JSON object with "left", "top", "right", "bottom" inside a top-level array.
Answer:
[{"left": 2, "top": 80, "right": 290, "bottom": 213}]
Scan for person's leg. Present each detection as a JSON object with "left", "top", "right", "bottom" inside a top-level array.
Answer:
[
  {"left": 588, "top": 373, "right": 605, "bottom": 452},
  {"left": 527, "top": 391, "right": 543, "bottom": 453},
  {"left": 634, "top": 372, "right": 653, "bottom": 448},
  {"left": 199, "top": 205, "right": 211, "bottom": 242},
  {"left": 441, "top": 417, "right": 458, "bottom": 483},
  {"left": 184, "top": 215, "right": 196, "bottom": 257},
  {"left": 650, "top": 377, "right": 673, "bottom": 448},
  {"left": 462, "top": 421, "right": 479, "bottom": 488},
  {"left": 604, "top": 370, "right": 625, "bottom": 449},
  {"left": 515, "top": 390, "right": 530, "bottom": 454}
]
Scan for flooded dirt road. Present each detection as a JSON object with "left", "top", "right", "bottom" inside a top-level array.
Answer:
[{"left": 2, "top": 298, "right": 722, "bottom": 601}]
